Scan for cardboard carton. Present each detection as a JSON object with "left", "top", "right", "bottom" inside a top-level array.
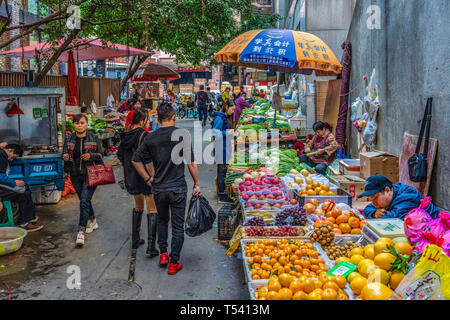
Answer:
[
  {"left": 328, "top": 175, "right": 366, "bottom": 199},
  {"left": 359, "top": 151, "right": 399, "bottom": 183}
]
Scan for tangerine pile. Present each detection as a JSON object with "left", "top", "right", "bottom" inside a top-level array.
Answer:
[
  {"left": 313, "top": 209, "right": 366, "bottom": 235},
  {"left": 245, "top": 239, "right": 327, "bottom": 280},
  {"left": 254, "top": 273, "right": 349, "bottom": 300},
  {"left": 298, "top": 182, "right": 336, "bottom": 197}
]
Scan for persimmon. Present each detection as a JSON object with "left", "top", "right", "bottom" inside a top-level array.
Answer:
[{"left": 348, "top": 216, "right": 361, "bottom": 228}]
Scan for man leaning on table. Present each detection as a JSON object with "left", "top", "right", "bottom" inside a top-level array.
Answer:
[{"left": 358, "top": 174, "right": 440, "bottom": 220}]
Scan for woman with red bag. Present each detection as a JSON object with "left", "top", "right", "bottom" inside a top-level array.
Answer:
[{"left": 62, "top": 114, "right": 103, "bottom": 247}]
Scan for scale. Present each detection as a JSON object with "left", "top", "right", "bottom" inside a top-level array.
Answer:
[{"left": 362, "top": 218, "right": 406, "bottom": 243}]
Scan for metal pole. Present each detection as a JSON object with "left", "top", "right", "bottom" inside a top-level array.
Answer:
[{"left": 273, "top": 72, "right": 280, "bottom": 128}]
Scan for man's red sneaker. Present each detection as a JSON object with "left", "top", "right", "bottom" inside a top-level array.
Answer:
[
  {"left": 159, "top": 253, "right": 169, "bottom": 267},
  {"left": 168, "top": 262, "right": 183, "bottom": 275}
]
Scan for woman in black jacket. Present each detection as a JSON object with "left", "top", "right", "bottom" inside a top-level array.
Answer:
[
  {"left": 117, "top": 109, "right": 159, "bottom": 257},
  {"left": 62, "top": 114, "right": 103, "bottom": 247}
]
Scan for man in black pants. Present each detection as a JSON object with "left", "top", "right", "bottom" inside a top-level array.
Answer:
[
  {"left": 0, "top": 143, "right": 43, "bottom": 231},
  {"left": 133, "top": 103, "right": 200, "bottom": 275}
]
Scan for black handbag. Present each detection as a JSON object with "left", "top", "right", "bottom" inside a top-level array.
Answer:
[{"left": 408, "top": 98, "right": 432, "bottom": 182}]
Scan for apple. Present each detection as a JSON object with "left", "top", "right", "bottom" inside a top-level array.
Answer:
[
  {"left": 253, "top": 186, "right": 261, "bottom": 192},
  {"left": 272, "top": 178, "right": 280, "bottom": 185},
  {"left": 282, "top": 202, "right": 289, "bottom": 206},
  {"left": 275, "top": 195, "right": 283, "bottom": 200},
  {"left": 253, "top": 203, "right": 262, "bottom": 209},
  {"left": 245, "top": 203, "right": 253, "bottom": 208},
  {"left": 239, "top": 185, "right": 244, "bottom": 192},
  {"left": 285, "top": 196, "right": 288, "bottom": 201},
  {"left": 244, "top": 180, "right": 252, "bottom": 186},
  {"left": 258, "top": 195, "right": 266, "bottom": 201},
  {"left": 250, "top": 195, "right": 258, "bottom": 200},
  {"left": 273, "top": 203, "right": 282, "bottom": 209},
  {"left": 263, "top": 179, "right": 271, "bottom": 184},
  {"left": 245, "top": 177, "right": 252, "bottom": 182},
  {"left": 307, "top": 198, "right": 319, "bottom": 208},
  {"left": 242, "top": 195, "right": 250, "bottom": 201},
  {"left": 289, "top": 199, "right": 298, "bottom": 205},
  {"left": 266, "top": 173, "right": 275, "bottom": 178},
  {"left": 245, "top": 186, "right": 253, "bottom": 192},
  {"left": 254, "top": 179, "right": 262, "bottom": 185},
  {"left": 263, "top": 203, "right": 271, "bottom": 207},
  {"left": 266, "top": 194, "right": 275, "bottom": 199}
]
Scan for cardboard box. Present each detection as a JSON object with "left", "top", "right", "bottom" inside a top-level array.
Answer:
[
  {"left": 359, "top": 151, "right": 399, "bottom": 182},
  {"left": 328, "top": 175, "right": 366, "bottom": 199},
  {"left": 339, "top": 159, "right": 360, "bottom": 176}
]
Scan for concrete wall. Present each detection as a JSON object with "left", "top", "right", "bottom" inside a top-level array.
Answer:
[{"left": 347, "top": 0, "right": 450, "bottom": 209}]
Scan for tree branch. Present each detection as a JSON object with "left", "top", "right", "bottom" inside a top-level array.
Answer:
[{"left": 80, "top": 17, "right": 130, "bottom": 26}]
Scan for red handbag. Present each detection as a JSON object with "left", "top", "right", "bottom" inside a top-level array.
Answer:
[{"left": 86, "top": 157, "right": 116, "bottom": 187}]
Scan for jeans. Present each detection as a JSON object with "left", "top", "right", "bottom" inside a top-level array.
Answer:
[
  {"left": 208, "top": 104, "right": 214, "bottom": 117},
  {"left": 0, "top": 186, "right": 34, "bottom": 225},
  {"left": 299, "top": 155, "right": 328, "bottom": 176},
  {"left": 154, "top": 189, "right": 187, "bottom": 263},
  {"left": 197, "top": 104, "right": 208, "bottom": 126},
  {"left": 217, "top": 164, "right": 228, "bottom": 193},
  {"left": 71, "top": 175, "right": 97, "bottom": 230}
]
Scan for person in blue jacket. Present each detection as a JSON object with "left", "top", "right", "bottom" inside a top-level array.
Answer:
[
  {"left": 0, "top": 143, "right": 43, "bottom": 231},
  {"left": 212, "top": 101, "right": 235, "bottom": 203},
  {"left": 358, "top": 174, "right": 440, "bottom": 220}
]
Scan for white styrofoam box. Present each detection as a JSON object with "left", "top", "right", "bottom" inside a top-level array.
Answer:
[{"left": 32, "top": 187, "right": 61, "bottom": 204}]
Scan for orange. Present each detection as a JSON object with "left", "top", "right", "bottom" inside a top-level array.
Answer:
[
  {"left": 289, "top": 255, "right": 299, "bottom": 263},
  {"left": 331, "top": 209, "right": 342, "bottom": 218},
  {"left": 348, "top": 216, "right": 360, "bottom": 228},
  {"left": 278, "top": 273, "right": 294, "bottom": 288},
  {"left": 289, "top": 280, "right": 304, "bottom": 293},
  {"left": 363, "top": 244, "right": 375, "bottom": 260},
  {"left": 350, "top": 247, "right": 364, "bottom": 257},
  {"left": 337, "top": 292, "right": 349, "bottom": 300},
  {"left": 268, "top": 278, "right": 282, "bottom": 292},
  {"left": 336, "top": 215, "right": 349, "bottom": 225},
  {"left": 374, "top": 253, "right": 396, "bottom": 271},
  {"left": 312, "top": 182, "right": 320, "bottom": 189},
  {"left": 253, "top": 255, "right": 262, "bottom": 263},
  {"left": 339, "top": 223, "right": 351, "bottom": 234},
  {"left": 257, "top": 286, "right": 269, "bottom": 299},
  {"left": 360, "top": 220, "right": 366, "bottom": 229},
  {"left": 323, "top": 281, "right": 339, "bottom": 292},
  {"left": 319, "top": 190, "right": 328, "bottom": 196},
  {"left": 351, "top": 228, "right": 362, "bottom": 234},
  {"left": 334, "top": 275, "right": 347, "bottom": 289},
  {"left": 394, "top": 242, "right": 413, "bottom": 257},
  {"left": 307, "top": 190, "right": 316, "bottom": 196},
  {"left": 335, "top": 257, "right": 350, "bottom": 265},
  {"left": 278, "top": 288, "right": 293, "bottom": 300},
  {"left": 320, "top": 184, "right": 330, "bottom": 192},
  {"left": 314, "top": 187, "right": 322, "bottom": 194},
  {"left": 302, "top": 279, "right": 315, "bottom": 293},
  {"left": 350, "top": 276, "right": 367, "bottom": 295},
  {"left": 325, "top": 217, "right": 335, "bottom": 224},
  {"left": 358, "top": 259, "right": 376, "bottom": 277},
  {"left": 389, "top": 272, "right": 405, "bottom": 290},
  {"left": 246, "top": 258, "right": 253, "bottom": 264},
  {"left": 323, "top": 220, "right": 334, "bottom": 227},
  {"left": 318, "top": 272, "right": 329, "bottom": 284},
  {"left": 292, "top": 291, "right": 309, "bottom": 300},
  {"left": 374, "top": 238, "right": 395, "bottom": 256},
  {"left": 266, "top": 291, "right": 280, "bottom": 300},
  {"left": 322, "top": 288, "right": 338, "bottom": 300},
  {"left": 333, "top": 228, "right": 343, "bottom": 235},
  {"left": 308, "top": 291, "right": 322, "bottom": 300},
  {"left": 313, "top": 279, "right": 322, "bottom": 289}
]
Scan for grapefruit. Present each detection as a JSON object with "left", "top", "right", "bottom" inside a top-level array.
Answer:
[
  {"left": 361, "top": 282, "right": 394, "bottom": 300},
  {"left": 374, "top": 237, "right": 395, "bottom": 255},
  {"left": 350, "top": 247, "right": 364, "bottom": 257},
  {"left": 350, "top": 254, "right": 365, "bottom": 266},
  {"left": 368, "top": 268, "right": 390, "bottom": 285},
  {"left": 389, "top": 272, "right": 405, "bottom": 290},
  {"left": 363, "top": 244, "right": 375, "bottom": 260}
]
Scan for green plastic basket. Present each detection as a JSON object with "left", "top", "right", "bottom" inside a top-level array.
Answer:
[{"left": 0, "top": 201, "right": 14, "bottom": 227}]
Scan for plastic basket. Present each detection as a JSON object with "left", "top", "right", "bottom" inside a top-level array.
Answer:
[
  {"left": 217, "top": 204, "right": 239, "bottom": 240},
  {"left": 0, "top": 201, "right": 14, "bottom": 227}
]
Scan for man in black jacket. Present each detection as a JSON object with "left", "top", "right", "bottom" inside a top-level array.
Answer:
[
  {"left": 0, "top": 143, "right": 43, "bottom": 231},
  {"left": 195, "top": 85, "right": 210, "bottom": 127},
  {"left": 132, "top": 103, "right": 200, "bottom": 275}
]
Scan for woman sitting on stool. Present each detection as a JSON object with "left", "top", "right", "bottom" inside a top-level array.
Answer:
[{"left": 299, "top": 121, "right": 339, "bottom": 176}]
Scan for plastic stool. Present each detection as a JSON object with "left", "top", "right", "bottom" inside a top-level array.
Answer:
[{"left": 0, "top": 200, "right": 14, "bottom": 227}]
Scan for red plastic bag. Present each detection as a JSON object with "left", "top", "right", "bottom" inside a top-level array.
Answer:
[
  {"left": 437, "top": 230, "right": 450, "bottom": 257},
  {"left": 404, "top": 197, "right": 433, "bottom": 243}
]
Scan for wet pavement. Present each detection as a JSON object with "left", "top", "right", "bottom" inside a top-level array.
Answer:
[{"left": 0, "top": 119, "right": 248, "bottom": 300}]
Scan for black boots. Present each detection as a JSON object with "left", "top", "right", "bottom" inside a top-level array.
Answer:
[
  {"left": 131, "top": 209, "right": 145, "bottom": 249},
  {"left": 146, "top": 213, "right": 159, "bottom": 257}
]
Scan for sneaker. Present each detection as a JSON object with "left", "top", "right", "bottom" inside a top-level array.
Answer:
[
  {"left": 76, "top": 231, "right": 85, "bottom": 247},
  {"left": 30, "top": 216, "right": 39, "bottom": 223},
  {"left": 218, "top": 193, "right": 234, "bottom": 204},
  {"left": 168, "top": 262, "right": 183, "bottom": 275},
  {"left": 85, "top": 219, "right": 98, "bottom": 234},
  {"left": 22, "top": 222, "right": 44, "bottom": 232},
  {"left": 159, "top": 252, "right": 169, "bottom": 267}
]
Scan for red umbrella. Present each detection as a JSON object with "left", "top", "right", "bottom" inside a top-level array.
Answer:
[
  {"left": 67, "top": 50, "right": 78, "bottom": 106},
  {"left": 131, "top": 63, "right": 180, "bottom": 82},
  {"left": 0, "top": 38, "right": 152, "bottom": 61}
]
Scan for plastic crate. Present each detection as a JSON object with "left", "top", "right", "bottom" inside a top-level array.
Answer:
[
  {"left": 217, "top": 203, "right": 239, "bottom": 240},
  {"left": 293, "top": 188, "right": 353, "bottom": 207},
  {"left": 31, "top": 186, "right": 61, "bottom": 204}
]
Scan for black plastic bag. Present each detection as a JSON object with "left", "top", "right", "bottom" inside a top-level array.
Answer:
[{"left": 185, "top": 195, "right": 216, "bottom": 237}]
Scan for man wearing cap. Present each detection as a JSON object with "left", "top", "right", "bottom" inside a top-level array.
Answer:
[{"left": 358, "top": 174, "right": 440, "bottom": 220}]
